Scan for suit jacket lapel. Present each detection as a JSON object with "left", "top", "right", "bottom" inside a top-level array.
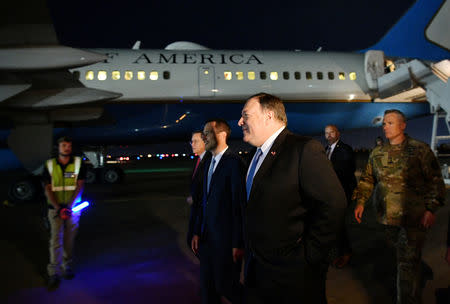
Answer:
[
  {"left": 331, "top": 140, "right": 341, "bottom": 162},
  {"left": 248, "top": 128, "right": 289, "bottom": 202}
]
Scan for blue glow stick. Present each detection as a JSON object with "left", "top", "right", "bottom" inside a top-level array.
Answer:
[{"left": 72, "top": 201, "right": 90, "bottom": 212}]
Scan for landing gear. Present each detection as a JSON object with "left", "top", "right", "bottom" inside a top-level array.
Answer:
[
  {"left": 100, "top": 166, "right": 123, "bottom": 184},
  {"left": 85, "top": 167, "right": 97, "bottom": 184},
  {"left": 7, "top": 176, "right": 41, "bottom": 203}
]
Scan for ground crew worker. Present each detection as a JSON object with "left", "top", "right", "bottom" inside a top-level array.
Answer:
[
  {"left": 353, "top": 109, "right": 446, "bottom": 304},
  {"left": 42, "top": 136, "right": 86, "bottom": 289}
]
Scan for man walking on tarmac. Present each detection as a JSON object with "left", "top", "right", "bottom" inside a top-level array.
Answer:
[{"left": 42, "top": 136, "right": 86, "bottom": 289}]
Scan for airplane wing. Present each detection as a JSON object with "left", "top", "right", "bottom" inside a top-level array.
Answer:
[{"left": 0, "top": 0, "right": 121, "bottom": 110}]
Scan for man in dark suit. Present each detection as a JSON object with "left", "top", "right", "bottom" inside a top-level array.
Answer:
[
  {"left": 324, "top": 125, "right": 356, "bottom": 202},
  {"left": 191, "top": 119, "right": 245, "bottom": 304},
  {"left": 324, "top": 124, "right": 356, "bottom": 267},
  {"left": 186, "top": 131, "right": 211, "bottom": 250},
  {"left": 238, "top": 93, "right": 346, "bottom": 304}
]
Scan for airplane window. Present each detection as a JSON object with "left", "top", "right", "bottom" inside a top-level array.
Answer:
[
  {"left": 236, "top": 71, "right": 244, "bottom": 80},
  {"left": 163, "top": 71, "right": 170, "bottom": 79},
  {"left": 317, "top": 72, "right": 323, "bottom": 80},
  {"left": 224, "top": 71, "right": 232, "bottom": 80},
  {"left": 349, "top": 72, "right": 357, "bottom": 80},
  {"left": 112, "top": 71, "right": 120, "bottom": 80},
  {"left": 137, "top": 71, "right": 146, "bottom": 80},
  {"left": 270, "top": 72, "right": 278, "bottom": 80},
  {"left": 248, "top": 71, "right": 255, "bottom": 80},
  {"left": 283, "top": 72, "right": 289, "bottom": 80},
  {"left": 328, "top": 72, "right": 334, "bottom": 80},
  {"left": 150, "top": 71, "right": 158, "bottom": 80},
  {"left": 306, "top": 72, "right": 312, "bottom": 80},
  {"left": 85, "top": 71, "right": 94, "bottom": 81},
  {"left": 260, "top": 71, "right": 266, "bottom": 80},
  {"left": 294, "top": 72, "right": 301, "bottom": 80},
  {"left": 125, "top": 71, "right": 133, "bottom": 80},
  {"left": 98, "top": 71, "right": 107, "bottom": 81},
  {"left": 339, "top": 72, "right": 345, "bottom": 80}
]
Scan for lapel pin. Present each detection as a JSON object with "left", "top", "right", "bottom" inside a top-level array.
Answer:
[{"left": 271, "top": 151, "right": 276, "bottom": 156}]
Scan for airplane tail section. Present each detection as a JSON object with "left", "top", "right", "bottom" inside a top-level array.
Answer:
[
  {"left": 367, "top": 0, "right": 449, "bottom": 60},
  {"left": 0, "top": 0, "right": 58, "bottom": 46}
]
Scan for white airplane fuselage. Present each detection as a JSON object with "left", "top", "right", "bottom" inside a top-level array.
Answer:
[{"left": 73, "top": 49, "right": 373, "bottom": 103}]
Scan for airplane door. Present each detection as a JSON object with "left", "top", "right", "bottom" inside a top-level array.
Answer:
[{"left": 198, "top": 66, "right": 215, "bottom": 97}]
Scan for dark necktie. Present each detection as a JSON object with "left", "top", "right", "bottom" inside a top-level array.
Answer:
[
  {"left": 202, "top": 157, "right": 216, "bottom": 234},
  {"left": 326, "top": 146, "right": 332, "bottom": 159},
  {"left": 192, "top": 157, "right": 201, "bottom": 179},
  {"left": 207, "top": 158, "right": 216, "bottom": 194},
  {"left": 246, "top": 148, "right": 262, "bottom": 201}
]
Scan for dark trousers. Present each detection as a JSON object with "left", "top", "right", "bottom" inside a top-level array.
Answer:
[
  {"left": 199, "top": 241, "right": 242, "bottom": 304},
  {"left": 244, "top": 253, "right": 328, "bottom": 304},
  {"left": 385, "top": 226, "right": 426, "bottom": 304}
]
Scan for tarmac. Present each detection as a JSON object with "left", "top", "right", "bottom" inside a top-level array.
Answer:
[{"left": 1, "top": 158, "right": 449, "bottom": 304}]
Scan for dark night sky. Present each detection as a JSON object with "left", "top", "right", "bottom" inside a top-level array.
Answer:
[{"left": 48, "top": 0, "right": 415, "bottom": 51}]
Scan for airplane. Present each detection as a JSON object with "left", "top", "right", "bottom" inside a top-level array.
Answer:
[{"left": 0, "top": 0, "right": 449, "bottom": 203}]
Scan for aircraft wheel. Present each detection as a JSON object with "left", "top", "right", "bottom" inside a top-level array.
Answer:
[
  {"left": 101, "top": 167, "right": 123, "bottom": 184},
  {"left": 8, "top": 177, "right": 38, "bottom": 203},
  {"left": 85, "top": 168, "right": 97, "bottom": 184}
]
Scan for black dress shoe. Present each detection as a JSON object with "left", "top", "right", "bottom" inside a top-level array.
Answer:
[
  {"left": 47, "top": 275, "right": 61, "bottom": 290},
  {"left": 63, "top": 269, "right": 75, "bottom": 280}
]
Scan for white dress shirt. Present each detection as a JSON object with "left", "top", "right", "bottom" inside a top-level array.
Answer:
[
  {"left": 209, "top": 146, "right": 228, "bottom": 174},
  {"left": 247, "top": 126, "right": 285, "bottom": 180}
]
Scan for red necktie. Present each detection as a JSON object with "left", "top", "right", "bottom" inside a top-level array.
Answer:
[{"left": 192, "top": 157, "right": 201, "bottom": 179}]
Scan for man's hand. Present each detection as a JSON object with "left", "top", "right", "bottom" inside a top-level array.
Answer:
[
  {"left": 59, "top": 207, "right": 72, "bottom": 220},
  {"left": 232, "top": 248, "right": 244, "bottom": 263},
  {"left": 191, "top": 235, "right": 200, "bottom": 255},
  {"left": 354, "top": 205, "right": 364, "bottom": 224},
  {"left": 445, "top": 248, "right": 450, "bottom": 265},
  {"left": 186, "top": 196, "right": 193, "bottom": 205},
  {"left": 420, "top": 210, "right": 436, "bottom": 229}
]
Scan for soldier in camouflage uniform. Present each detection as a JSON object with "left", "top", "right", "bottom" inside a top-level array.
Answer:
[{"left": 353, "top": 109, "right": 446, "bottom": 304}]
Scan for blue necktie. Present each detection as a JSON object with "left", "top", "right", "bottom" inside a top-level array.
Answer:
[
  {"left": 246, "top": 148, "right": 262, "bottom": 201},
  {"left": 207, "top": 157, "right": 216, "bottom": 194},
  {"left": 202, "top": 157, "right": 216, "bottom": 234}
]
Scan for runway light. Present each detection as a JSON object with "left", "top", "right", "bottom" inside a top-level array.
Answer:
[
  {"left": 135, "top": 129, "right": 139, "bottom": 132},
  {"left": 72, "top": 201, "right": 90, "bottom": 213},
  {"left": 137, "top": 156, "right": 141, "bottom": 160},
  {"left": 156, "top": 154, "right": 160, "bottom": 157},
  {"left": 175, "top": 154, "right": 179, "bottom": 157},
  {"left": 190, "top": 156, "right": 194, "bottom": 159},
  {"left": 182, "top": 154, "right": 186, "bottom": 157},
  {"left": 148, "top": 154, "right": 152, "bottom": 158},
  {"left": 120, "top": 157, "right": 123, "bottom": 160}
]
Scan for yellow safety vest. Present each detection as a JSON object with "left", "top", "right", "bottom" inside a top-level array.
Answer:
[{"left": 46, "top": 156, "right": 82, "bottom": 205}]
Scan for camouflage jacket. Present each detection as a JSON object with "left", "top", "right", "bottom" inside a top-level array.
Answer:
[{"left": 352, "top": 136, "right": 445, "bottom": 226}]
